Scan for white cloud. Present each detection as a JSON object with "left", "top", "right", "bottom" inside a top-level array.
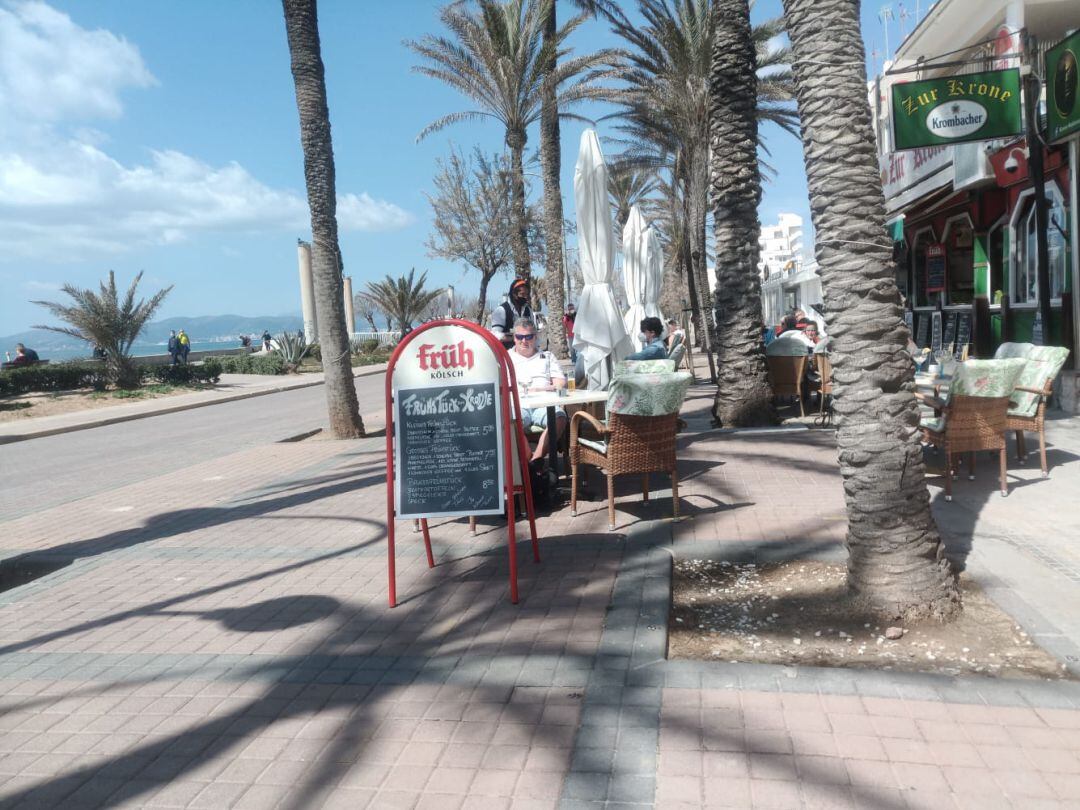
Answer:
[
  {"left": 0, "top": 2, "right": 412, "bottom": 260},
  {"left": 0, "top": 1, "right": 155, "bottom": 123},
  {"left": 338, "top": 192, "right": 414, "bottom": 231}
]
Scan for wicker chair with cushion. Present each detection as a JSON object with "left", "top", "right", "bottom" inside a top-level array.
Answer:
[
  {"left": 766, "top": 355, "right": 807, "bottom": 416},
  {"left": 1005, "top": 345, "right": 1070, "bottom": 476},
  {"left": 569, "top": 370, "right": 693, "bottom": 530},
  {"left": 766, "top": 333, "right": 812, "bottom": 417},
  {"left": 918, "top": 358, "right": 1027, "bottom": 501}
]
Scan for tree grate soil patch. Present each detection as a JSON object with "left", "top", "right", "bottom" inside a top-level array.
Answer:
[{"left": 669, "top": 559, "right": 1071, "bottom": 680}]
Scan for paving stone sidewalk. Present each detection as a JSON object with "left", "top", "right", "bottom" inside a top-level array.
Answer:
[{"left": 1, "top": 380, "right": 1079, "bottom": 809}]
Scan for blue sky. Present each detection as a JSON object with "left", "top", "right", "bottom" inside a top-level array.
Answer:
[{"left": 0, "top": 0, "right": 914, "bottom": 334}]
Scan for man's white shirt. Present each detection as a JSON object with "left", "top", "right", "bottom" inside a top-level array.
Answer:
[{"left": 509, "top": 349, "right": 565, "bottom": 390}]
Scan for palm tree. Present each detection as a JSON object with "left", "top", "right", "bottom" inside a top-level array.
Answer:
[
  {"left": 709, "top": 0, "right": 776, "bottom": 427},
  {"left": 537, "top": 0, "right": 619, "bottom": 360},
  {"left": 282, "top": 0, "right": 364, "bottom": 439},
  {"left": 408, "top": 0, "right": 619, "bottom": 293},
  {"left": 608, "top": 161, "right": 659, "bottom": 238},
  {"left": 781, "top": 0, "right": 958, "bottom": 620},
  {"left": 33, "top": 271, "right": 171, "bottom": 389},
  {"left": 610, "top": 0, "right": 799, "bottom": 385},
  {"left": 360, "top": 269, "right": 445, "bottom": 331}
]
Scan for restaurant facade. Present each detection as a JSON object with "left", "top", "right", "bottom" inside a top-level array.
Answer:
[{"left": 872, "top": 0, "right": 1080, "bottom": 409}]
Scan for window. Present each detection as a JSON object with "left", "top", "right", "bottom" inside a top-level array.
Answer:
[
  {"left": 911, "top": 227, "right": 937, "bottom": 308},
  {"left": 1011, "top": 186, "right": 1069, "bottom": 305},
  {"left": 943, "top": 216, "right": 975, "bottom": 306}
]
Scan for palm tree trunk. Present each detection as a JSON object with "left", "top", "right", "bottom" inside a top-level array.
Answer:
[
  {"left": 709, "top": 0, "right": 776, "bottom": 427},
  {"left": 539, "top": 4, "right": 568, "bottom": 359},
  {"left": 687, "top": 161, "right": 718, "bottom": 383},
  {"left": 282, "top": 0, "right": 364, "bottom": 439},
  {"left": 782, "top": 0, "right": 958, "bottom": 621},
  {"left": 506, "top": 129, "right": 533, "bottom": 284}
]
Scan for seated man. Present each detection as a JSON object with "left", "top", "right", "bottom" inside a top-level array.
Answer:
[
  {"left": 508, "top": 317, "right": 567, "bottom": 462},
  {"left": 627, "top": 316, "right": 667, "bottom": 361},
  {"left": 9, "top": 343, "right": 40, "bottom": 366}
]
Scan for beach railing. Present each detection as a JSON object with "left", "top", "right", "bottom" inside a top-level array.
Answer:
[{"left": 351, "top": 330, "right": 400, "bottom": 346}]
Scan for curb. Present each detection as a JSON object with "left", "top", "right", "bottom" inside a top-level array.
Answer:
[{"left": 0, "top": 364, "right": 388, "bottom": 446}]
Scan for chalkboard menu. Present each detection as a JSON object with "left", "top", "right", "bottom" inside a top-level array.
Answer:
[
  {"left": 395, "top": 382, "right": 504, "bottom": 518},
  {"left": 916, "top": 313, "right": 930, "bottom": 348},
  {"left": 954, "top": 313, "right": 971, "bottom": 360},
  {"left": 943, "top": 312, "right": 957, "bottom": 350},
  {"left": 931, "top": 311, "right": 943, "bottom": 353},
  {"left": 925, "top": 244, "right": 946, "bottom": 293}
]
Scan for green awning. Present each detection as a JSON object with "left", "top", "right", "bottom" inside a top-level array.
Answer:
[{"left": 886, "top": 215, "right": 905, "bottom": 242}]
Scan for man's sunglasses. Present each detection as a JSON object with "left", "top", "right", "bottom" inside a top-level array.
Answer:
[{"left": 514, "top": 333, "right": 536, "bottom": 341}]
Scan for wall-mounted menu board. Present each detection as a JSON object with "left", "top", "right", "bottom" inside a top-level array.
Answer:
[
  {"left": 954, "top": 313, "right": 972, "bottom": 360},
  {"left": 931, "top": 311, "right": 943, "bottom": 353},
  {"left": 395, "top": 382, "right": 504, "bottom": 518},
  {"left": 925, "top": 244, "right": 946, "bottom": 293},
  {"left": 943, "top": 312, "right": 957, "bottom": 350},
  {"left": 916, "top": 313, "right": 930, "bottom": 347}
]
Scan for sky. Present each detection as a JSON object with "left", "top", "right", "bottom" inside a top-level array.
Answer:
[{"left": 0, "top": 0, "right": 917, "bottom": 334}]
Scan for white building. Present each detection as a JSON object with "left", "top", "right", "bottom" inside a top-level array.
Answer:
[{"left": 756, "top": 213, "right": 823, "bottom": 329}]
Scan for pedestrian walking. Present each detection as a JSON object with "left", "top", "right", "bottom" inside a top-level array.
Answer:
[
  {"left": 167, "top": 330, "right": 180, "bottom": 366},
  {"left": 262, "top": 330, "right": 272, "bottom": 351},
  {"left": 177, "top": 329, "right": 191, "bottom": 365}
]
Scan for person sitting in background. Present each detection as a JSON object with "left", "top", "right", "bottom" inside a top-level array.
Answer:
[
  {"left": 666, "top": 318, "right": 685, "bottom": 351},
  {"left": 627, "top": 317, "right": 667, "bottom": 361},
  {"left": 776, "top": 308, "right": 806, "bottom": 336},
  {"left": 508, "top": 317, "right": 566, "bottom": 462},
  {"left": 9, "top": 343, "right": 40, "bottom": 366}
]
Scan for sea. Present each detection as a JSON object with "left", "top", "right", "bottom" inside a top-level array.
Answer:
[{"left": 32, "top": 341, "right": 239, "bottom": 363}]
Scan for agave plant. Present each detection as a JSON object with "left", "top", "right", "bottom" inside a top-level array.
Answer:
[{"left": 274, "top": 331, "right": 311, "bottom": 371}]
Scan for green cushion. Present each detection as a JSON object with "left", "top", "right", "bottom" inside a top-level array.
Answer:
[
  {"left": 994, "top": 342, "right": 1034, "bottom": 360},
  {"left": 950, "top": 358, "right": 1027, "bottom": 398},
  {"left": 577, "top": 437, "right": 607, "bottom": 454},
  {"left": 614, "top": 359, "right": 676, "bottom": 376},
  {"left": 608, "top": 371, "right": 694, "bottom": 416}
]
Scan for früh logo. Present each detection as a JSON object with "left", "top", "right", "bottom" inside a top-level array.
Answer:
[{"left": 416, "top": 341, "right": 474, "bottom": 371}]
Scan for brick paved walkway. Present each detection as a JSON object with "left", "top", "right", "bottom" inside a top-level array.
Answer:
[{"left": 1, "top": 381, "right": 1079, "bottom": 809}]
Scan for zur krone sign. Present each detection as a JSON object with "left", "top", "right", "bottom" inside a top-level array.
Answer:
[
  {"left": 1046, "top": 29, "right": 1079, "bottom": 143},
  {"left": 891, "top": 68, "right": 1022, "bottom": 150}
]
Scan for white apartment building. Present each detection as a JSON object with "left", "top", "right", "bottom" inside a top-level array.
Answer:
[{"left": 756, "top": 213, "right": 823, "bottom": 328}]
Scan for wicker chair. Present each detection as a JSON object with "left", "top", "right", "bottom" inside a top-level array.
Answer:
[
  {"left": 766, "top": 355, "right": 807, "bottom": 416},
  {"left": 1004, "top": 346, "right": 1070, "bottom": 477},
  {"left": 918, "top": 358, "right": 1026, "bottom": 501},
  {"left": 569, "top": 370, "right": 693, "bottom": 530},
  {"left": 812, "top": 354, "right": 833, "bottom": 414}
]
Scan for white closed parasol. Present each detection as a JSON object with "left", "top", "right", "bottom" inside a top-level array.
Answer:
[
  {"left": 572, "top": 129, "right": 632, "bottom": 389},
  {"left": 643, "top": 225, "right": 665, "bottom": 326},
  {"left": 622, "top": 205, "right": 649, "bottom": 351}
]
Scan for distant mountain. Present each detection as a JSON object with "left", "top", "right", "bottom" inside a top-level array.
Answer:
[{"left": 0, "top": 314, "right": 305, "bottom": 354}]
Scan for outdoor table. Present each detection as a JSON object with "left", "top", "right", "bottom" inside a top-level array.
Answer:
[{"left": 519, "top": 388, "right": 608, "bottom": 477}]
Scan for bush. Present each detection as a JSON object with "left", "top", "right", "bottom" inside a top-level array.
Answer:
[
  {"left": 360, "top": 339, "right": 380, "bottom": 354},
  {"left": 0, "top": 362, "right": 107, "bottom": 396},
  {"left": 217, "top": 353, "right": 286, "bottom": 375},
  {"left": 143, "top": 360, "right": 221, "bottom": 385}
]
